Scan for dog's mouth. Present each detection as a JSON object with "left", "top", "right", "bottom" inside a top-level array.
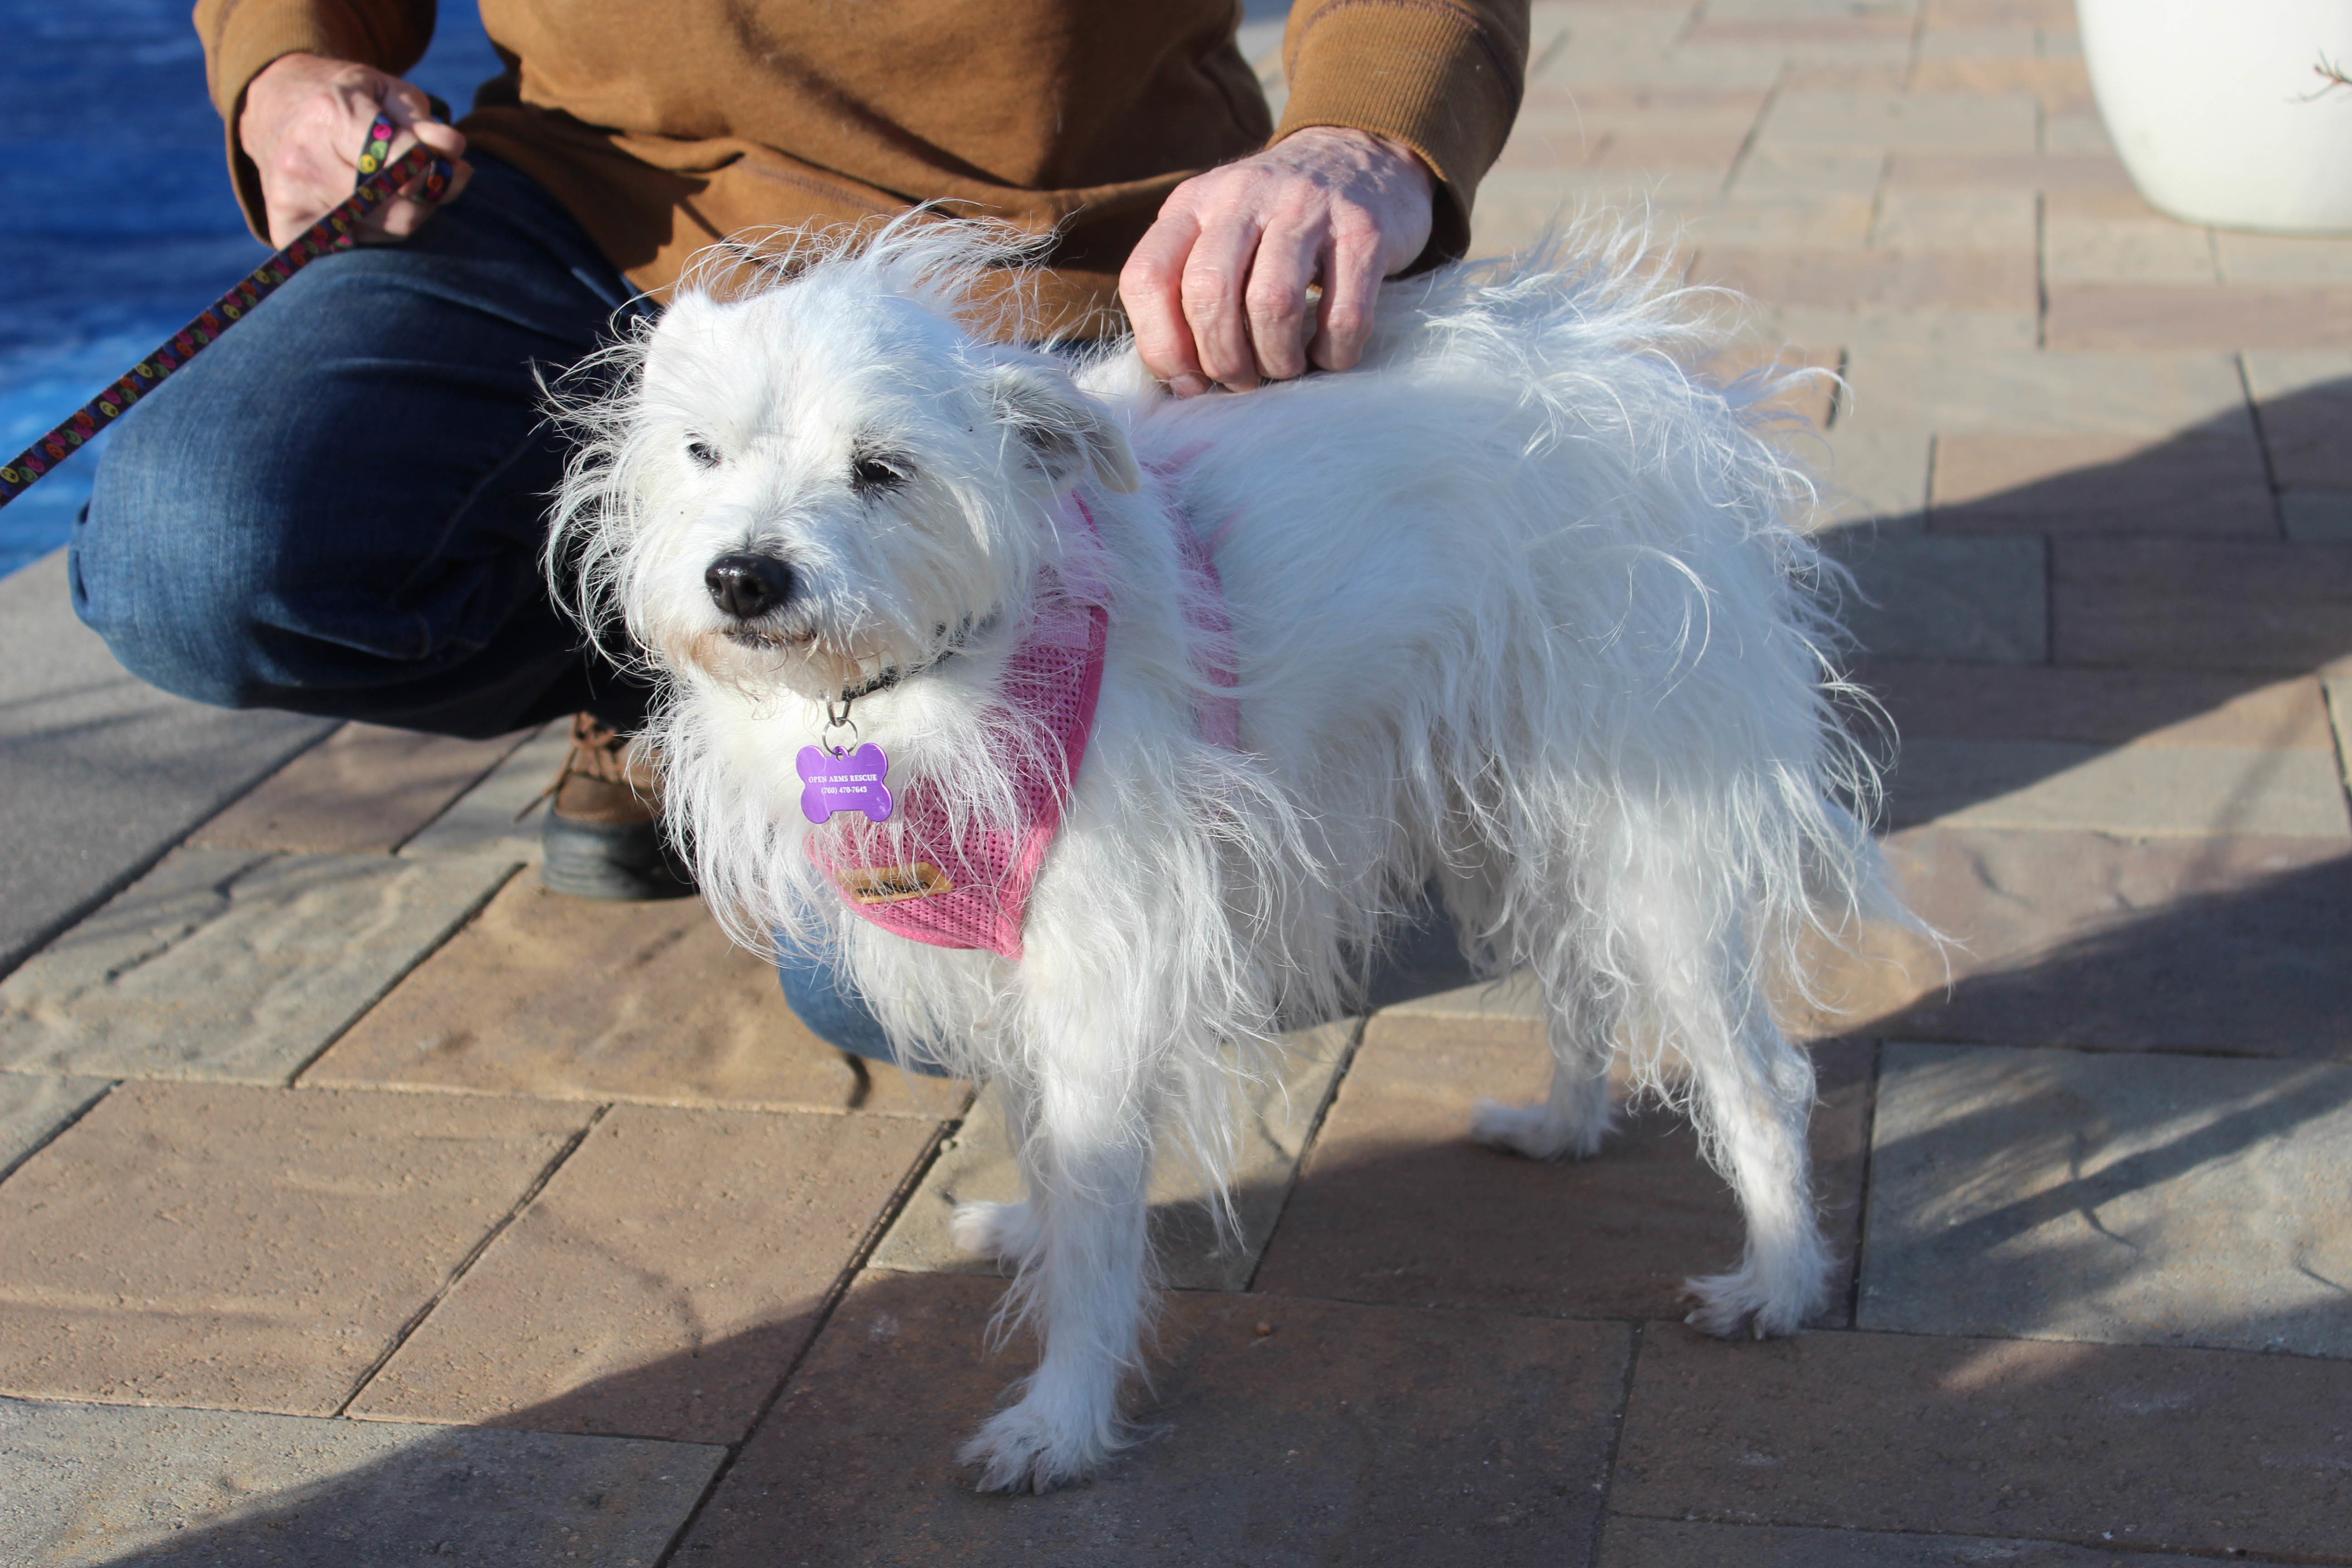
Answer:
[
  {"left": 720, "top": 624, "right": 815, "bottom": 652},
  {"left": 668, "top": 616, "right": 915, "bottom": 702},
  {"left": 668, "top": 572, "right": 999, "bottom": 700}
]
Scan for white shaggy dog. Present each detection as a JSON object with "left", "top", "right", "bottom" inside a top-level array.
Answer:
[{"left": 547, "top": 221, "right": 1892, "bottom": 1493}]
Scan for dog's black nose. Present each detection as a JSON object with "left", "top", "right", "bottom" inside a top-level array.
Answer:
[{"left": 705, "top": 554, "right": 794, "bottom": 620}]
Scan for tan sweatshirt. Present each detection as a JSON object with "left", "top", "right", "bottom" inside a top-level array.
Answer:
[{"left": 193, "top": 0, "right": 1529, "bottom": 334}]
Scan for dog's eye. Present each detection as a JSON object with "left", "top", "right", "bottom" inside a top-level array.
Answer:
[
  {"left": 850, "top": 451, "right": 911, "bottom": 494},
  {"left": 686, "top": 439, "right": 722, "bottom": 470}
]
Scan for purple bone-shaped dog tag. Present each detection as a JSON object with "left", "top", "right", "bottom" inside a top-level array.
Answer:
[{"left": 797, "top": 742, "right": 894, "bottom": 824}]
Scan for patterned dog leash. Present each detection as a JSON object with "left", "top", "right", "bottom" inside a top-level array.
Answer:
[{"left": 0, "top": 115, "right": 454, "bottom": 511}]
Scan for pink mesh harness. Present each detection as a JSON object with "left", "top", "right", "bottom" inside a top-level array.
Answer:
[{"left": 808, "top": 488, "right": 1236, "bottom": 960}]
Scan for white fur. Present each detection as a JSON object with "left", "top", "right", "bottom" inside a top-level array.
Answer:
[{"left": 546, "top": 219, "right": 1901, "bottom": 1492}]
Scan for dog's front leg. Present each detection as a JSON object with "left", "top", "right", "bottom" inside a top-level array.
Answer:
[{"left": 958, "top": 1061, "right": 1156, "bottom": 1493}]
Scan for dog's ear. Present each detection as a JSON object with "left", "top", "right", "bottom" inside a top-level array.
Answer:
[{"left": 985, "top": 363, "right": 1142, "bottom": 495}]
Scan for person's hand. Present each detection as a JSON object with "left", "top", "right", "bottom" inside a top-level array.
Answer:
[
  {"left": 239, "top": 52, "right": 472, "bottom": 249},
  {"left": 1120, "top": 126, "right": 1434, "bottom": 397}
]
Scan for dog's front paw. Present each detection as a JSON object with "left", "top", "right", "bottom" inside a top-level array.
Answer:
[
  {"left": 958, "top": 1398, "right": 1114, "bottom": 1494},
  {"left": 1469, "top": 1096, "right": 1612, "bottom": 1161},
  {"left": 1680, "top": 1266, "right": 1815, "bottom": 1340},
  {"left": 949, "top": 1198, "right": 1042, "bottom": 1267}
]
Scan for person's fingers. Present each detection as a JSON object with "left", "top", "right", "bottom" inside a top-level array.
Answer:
[
  {"left": 391, "top": 118, "right": 472, "bottom": 211},
  {"left": 1127, "top": 128, "right": 1432, "bottom": 394},
  {"left": 371, "top": 125, "right": 471, "bottom": 239},
  {"left": 330, "top": 66, "right": 395, "bottom": 160},
  {"left": 1242, "top": 214, "right": 1320, "bottom": 382},
  {"left": 1309, "top": 226, "right": 1387, "bottom": 372},
  {"left": 379, "top": 75, "right": 434, "bottom": 126},
  {"left": 371, "top": 155, "right": 470, "bottom": 238},
  {"left": 424, "top": 151, "right": 472, "bottom": 209},
  {"left": 409, "top": 118, "right": 468, "bottom": 158},
  {"left": 1181, "top": 211, "right": 1264, "bottom": 391},
  {"left": 353, "top": 75, "right": 468, "bottom": 241},
  {"left": 257, "top": 89, "right": 338, "bottom": 242},
  {"left": 374, "top": 75, "right": 470, "bottom": 165},
  {"left": 1121, "top": 209, "right": 1209, "bottom": 397},
  {"left": 265, "top": 67, "right": 388, "bottom": 241}
]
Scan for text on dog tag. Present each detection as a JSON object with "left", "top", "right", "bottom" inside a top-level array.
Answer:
[{"left": 797, "top": 742, "right": 894, "bottom": 824}]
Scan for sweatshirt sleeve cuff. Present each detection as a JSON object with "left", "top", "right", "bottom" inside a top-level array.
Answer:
[
  {"left": 200, "top": 0, "right": 397, "bottom": 240},
  {"left": 1273, "top": 0, "right": 1529, "bottom": 270}
]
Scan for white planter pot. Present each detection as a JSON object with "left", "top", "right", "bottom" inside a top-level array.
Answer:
[{"left": 2078, "top": 0, "right": 2352, "bottom": 234}]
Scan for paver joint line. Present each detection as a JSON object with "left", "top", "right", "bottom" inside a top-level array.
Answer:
[
  {"left": 2235, "top": 349, "right": 2285, "bottom": 515},
  {"left": 1717, "top": 68, "right": 1783, "bottom": 197},
  {"left": 1588, "top": 1317, "right": 1651, "bottom": 1568},
  {"left": 1595, "top": 1512, "right": 2312, "bottom": 1564},
  {"left": 1841, "top": 1039, "right": 1883, "bottom": 1328},
  {"left": 387, "top": 730, "right": 546, "bottom": 855},
  {"left": 1239, "top": 1014, "right": 1367, "bottom": 1294},
  {"left": 336, "top": 1101, "right": 614, "bottom": 1419},
  {"left": 286, "top": 1074, "right": 952, "bottom": 1119},
  {"left": 0, "top": 1074, "right": 116, "bottom": 1188},
  {"left": 181, "top": 719, "right": 346, "bottom": 828},
  {"left": 280, "top": 859, "right": 527, "bottom": 1088},
  {"left": 648, "top": 1107, "right": 964, "bottom": 1568},
  {"left": 2323, "top": 675, "right": 2352, "bottom": 819}
]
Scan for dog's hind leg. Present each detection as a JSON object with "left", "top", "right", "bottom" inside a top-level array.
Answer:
[
  {"left": 1507, "top": 822, "right": 1827, "bottom": 1336},
  {"left": 950, "top": 1195, "right": 1044, "bottom": 1268},
  {"left": 1469, "top": 962, "right": 1619, "bottom": 1160},
  {"left": 1638, "top": 885, "right": 1829, "bottom": 1338},
  {"left": 1677, "top": 970, "right": 1828, "bottom": 1338},
  {"left": 950, "top": 1087, "right": 1047, "bottom": 1269},
  {"left": 1457, "top": 856, "right": 1618, "bottom": 1160},
  {"left": 958, "top": 1048, "right": 1158, "bottom": 1493}
]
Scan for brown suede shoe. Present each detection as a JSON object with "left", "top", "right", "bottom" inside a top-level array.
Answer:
[{"left": 540, "top": 713, "right": 696, "bottom": 900}]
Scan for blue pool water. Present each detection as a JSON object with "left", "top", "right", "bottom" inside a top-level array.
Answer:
[{"left": 0, "top": 0, "right": 503, "bottom": 576}]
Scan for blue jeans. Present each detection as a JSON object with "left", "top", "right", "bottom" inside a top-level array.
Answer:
[
  {"left": 782, "top": 893, "right": 1483, "bottom": 1077},
  {"left": 774, "top": 924, "right": 949, "bottom": 1073},
  {"left": 74, "top": 155, "right": 656, "bottom": 740}
]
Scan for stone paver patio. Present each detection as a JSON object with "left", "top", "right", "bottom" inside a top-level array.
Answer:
[{"left": 4, "top": 0, "right": 2351, "bottom": 1563}]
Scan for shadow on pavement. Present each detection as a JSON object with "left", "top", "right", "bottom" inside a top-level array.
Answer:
[
  {"left": 1862, "top": 846, "right": 2352, "bottom": 1056},
  {"left": 49, "top": 1022, "right": 2343, "bottom": 1564},
  {"left": 1820, "top": 376, "right": 2352, "bottom": 818}
]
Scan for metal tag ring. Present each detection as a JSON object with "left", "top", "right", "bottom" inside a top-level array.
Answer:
[{"left": 822, "top": 696, "right": 860, "bottom": 752}]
